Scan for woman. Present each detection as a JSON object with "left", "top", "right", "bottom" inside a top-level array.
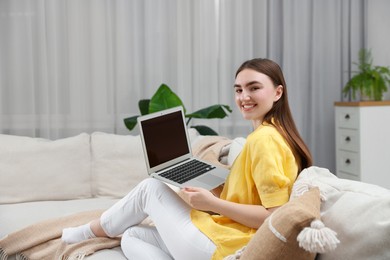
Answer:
[{"left": 62, "top": 58, "right": 312, "bottom": 260}]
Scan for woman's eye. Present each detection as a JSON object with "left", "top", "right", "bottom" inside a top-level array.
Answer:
[
  {"left": 235, "top": 89, "right": 242, "bottom": 93},
  {"left": 251, "top": 86, "right": 260, "bottom": 91}
]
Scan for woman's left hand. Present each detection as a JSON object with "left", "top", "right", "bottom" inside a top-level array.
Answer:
[{"left": 178, "top": 187, "right": 217, "bottom": 211}]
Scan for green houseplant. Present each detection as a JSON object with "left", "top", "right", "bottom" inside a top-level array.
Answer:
[
  {"left": 124, "top": 84, "right": 232, "bottom": 135},
  {"left": 343, "top": 48, "right": 390, "bottom": 101}
]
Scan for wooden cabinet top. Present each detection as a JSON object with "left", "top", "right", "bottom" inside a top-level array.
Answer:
[{"left": 334, "top": 101, "right": 390, "bottom": 107}]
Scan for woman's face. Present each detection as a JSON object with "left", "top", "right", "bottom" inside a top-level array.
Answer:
[{"left": 234, "top": 69, "right": 283, "bottom": 129}]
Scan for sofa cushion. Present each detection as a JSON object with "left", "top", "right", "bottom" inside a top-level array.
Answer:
[
  {"left": 237, "top": 188, "right": 320, "bottom": 260},
  {"left": 0, "top": 198, "right": 119, "bottom": 239},
  {"left": 0, "top": 133, "right": 92, "bottom": 204},
  {"left": 295, "top": 166, "right": 390, "bottom": 260},
  {"left": 0, "top": 198, "right": 126, "bottom": 260},
  {"left": 90, "top": 132, "right": 148, "bottom": 198}
]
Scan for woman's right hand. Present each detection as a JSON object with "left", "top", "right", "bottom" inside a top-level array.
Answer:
[{"left": 178, "top": 187, "right": 218, "bottom": 212}]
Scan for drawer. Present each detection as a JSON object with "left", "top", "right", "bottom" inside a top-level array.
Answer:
[
  {"left": 336, "top": 128, "right": 359, "bottom": 152},
  {"left": 335, "top": 107, "right": 359, "bottom": 129},
  {"left": 336, "top": 150, "right": 360, "bottom": 176},
  {"left": 337, "top": 171, "right": 360, "bottom": 181}
]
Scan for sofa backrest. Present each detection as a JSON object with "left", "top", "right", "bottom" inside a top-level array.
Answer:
[{"left": 0, "top": 129, "right": 206, "bottom": 204}]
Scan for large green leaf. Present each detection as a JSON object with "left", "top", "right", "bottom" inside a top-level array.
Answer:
[
  {"left": 139, "top": 99, "right": 150, "bottom": 115},
  {"left": 123, "top": 115, "right": 139, "bottom": 131},
  {"left": 149, "top": 84, "right": 185, "bottom": 113},
  {"left": 186, "top": 105, "right": 232, "bottom": 119},
  {"left": 191, "top": 125, "right": 219, "bottom": 136},
  {"left": 123, "top": 84, "right": 232, "bottom": 134}
]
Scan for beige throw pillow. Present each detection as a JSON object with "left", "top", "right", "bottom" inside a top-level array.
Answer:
[{"left": 239, "top": 188, "right": 321, "bottom": 260}]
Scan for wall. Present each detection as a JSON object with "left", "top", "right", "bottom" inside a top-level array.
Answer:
[{"left": 367, "top": 0, "right": 390, "bottom": 100}]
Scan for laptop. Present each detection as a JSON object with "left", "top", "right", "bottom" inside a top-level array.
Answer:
[{"left": 138, "top": 106, "right": 229, "bottom": 190}]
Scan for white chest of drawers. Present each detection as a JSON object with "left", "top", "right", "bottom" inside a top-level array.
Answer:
[{"left": 335, "top": 101, "right": 390, "bottom": 189}]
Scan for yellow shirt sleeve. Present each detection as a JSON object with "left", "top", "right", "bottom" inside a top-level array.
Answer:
[
  {"left": 220, "top": 124, "right": 298, "bottom": 208},
  {"left": 249, "top": 130, "right": 297, "bottom": 208}
]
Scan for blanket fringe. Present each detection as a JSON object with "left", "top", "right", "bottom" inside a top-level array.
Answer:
[
  {"left": 60, "top": 253, "right": 86, "bottom": 260},
  {"left": 1, "top": 250, "right": 87, "bottom": 260},
  {"left": 16, "top": 253, "right": 29, "bottom": 260},
  {"left": 0, "top": 248, "right": 8, "bottom": 260}
]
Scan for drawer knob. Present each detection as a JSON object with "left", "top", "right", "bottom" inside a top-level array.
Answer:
[
  {"left": 345, "top": 114, "right": 350, "bottom": 120},
  {"left": 345, "top": 159, "right": 351, "bottom": 165},
  {"left": 345, "top": 136, "right": 351, "bottom": 142}
]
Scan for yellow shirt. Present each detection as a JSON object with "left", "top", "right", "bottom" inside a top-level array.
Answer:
[{"left": 190, "top": 123, "right": 298, "bottom": 259}]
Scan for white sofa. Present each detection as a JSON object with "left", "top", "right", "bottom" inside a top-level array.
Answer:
[
  {"left": 0, "top": 131, "right": 156, "bottom": 259},
  {"left": 0, "top": 130, "right": 244, "bottom": 260},
  {"left": 1, "top": 131, "right": 390, "bottom": 260}
]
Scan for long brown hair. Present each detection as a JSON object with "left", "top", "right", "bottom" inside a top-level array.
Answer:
[{"left": 235, "top": 58, "right": 313, "bottom": 172}]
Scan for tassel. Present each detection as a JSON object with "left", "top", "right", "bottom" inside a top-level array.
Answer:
[
  {"left": 291, "top": 182, "right": 328, "bottom": 202},
  {"left": 290, "top": 181, "right": 311, "bottom": 199},
  {"left": 0, "top": 248, "right": 8, "bottom": 260},
  {"left": 297, "top": 219, "right": 340, "bottom": 254}
]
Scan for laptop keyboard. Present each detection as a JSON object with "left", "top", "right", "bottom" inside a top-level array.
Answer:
[{"left": 160, "top": 160, "right": 216, "bottom": 184}]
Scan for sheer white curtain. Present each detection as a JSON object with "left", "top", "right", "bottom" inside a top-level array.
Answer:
[
  {"left": 0, "top": 0, "right": 366, "bottom": 172},
  {"left": 0, "top": 0, "right": 221, "bottom": 137}
]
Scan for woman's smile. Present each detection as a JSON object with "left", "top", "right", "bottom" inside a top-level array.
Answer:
[{"left": 241, "top": 103, "right": 257, "bottom": 111}]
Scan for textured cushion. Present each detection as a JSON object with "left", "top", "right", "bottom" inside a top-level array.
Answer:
[
  {"left": 0, "top": 133, "right": 92, "bottom": 204},
  {"left": 90, "top": 132, "right": 148, "bottom": 198},
  {"left": 295, "top": 166, "right": 390, "bottom": 260},
  {"left": 238, "top": 188, "right": 320, "bottom": 260}
]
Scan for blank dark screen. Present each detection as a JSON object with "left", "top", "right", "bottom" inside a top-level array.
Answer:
[{"left": 141, "top": 110, "right": 189, "bottom": 168}]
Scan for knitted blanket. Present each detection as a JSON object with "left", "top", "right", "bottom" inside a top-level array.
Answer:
[
  {"left": 192, "top": 135, "right": 232, "bottom": 169},
  {"left": 0, "top": 210, "right": 120, "bottom": 260}
]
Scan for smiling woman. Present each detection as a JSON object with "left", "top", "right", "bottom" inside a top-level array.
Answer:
[{"left": 233, "top": 58, "right": 312, "bottom": 173}]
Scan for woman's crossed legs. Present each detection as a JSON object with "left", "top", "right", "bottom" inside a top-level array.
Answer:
[{"left": 62, "top": 178, "right": 216, "bottom": 259}]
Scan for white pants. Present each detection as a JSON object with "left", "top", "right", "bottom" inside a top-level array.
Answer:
[{"left": 100, "top": 178, "right": 216, "bottom": 260}]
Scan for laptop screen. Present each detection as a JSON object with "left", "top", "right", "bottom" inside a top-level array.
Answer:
[{"left": 140, "top": 110, "right": 190, "bottom": 168}]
